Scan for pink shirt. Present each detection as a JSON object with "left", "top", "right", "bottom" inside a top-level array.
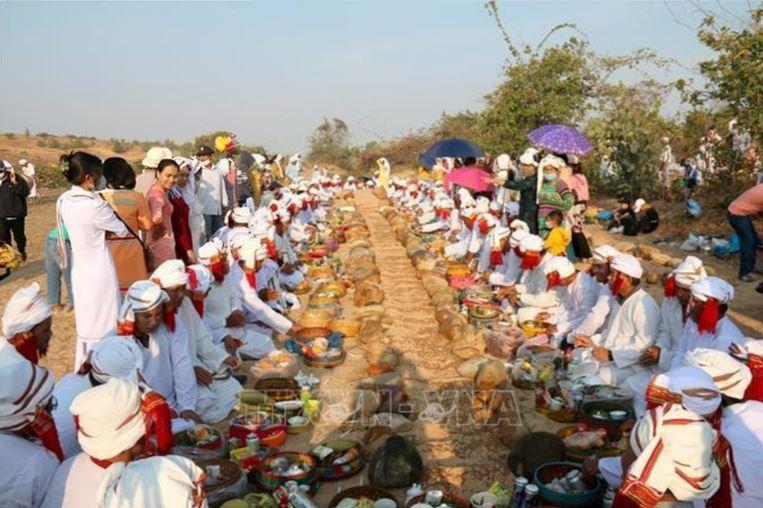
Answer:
[
  {"left": 568, "top": 174, "right": 590, "bottom": 202},
  {"left": 728, "top": 183, "right": 763, "bottom": 216}
]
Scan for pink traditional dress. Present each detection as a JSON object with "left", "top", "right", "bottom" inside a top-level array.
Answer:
[{"left": 146, "top": 184, "right": 176, "bottom": 270}]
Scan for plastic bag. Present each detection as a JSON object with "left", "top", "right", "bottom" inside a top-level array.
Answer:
[
  {"left": 249, "top": 351, "right": 299, "bottom": 382},
  {"left": 484, "top": 330, "right": 521, "bottom": 361}
]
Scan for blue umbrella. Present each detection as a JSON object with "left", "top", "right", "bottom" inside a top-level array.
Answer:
[
  {"left": 527, "top": 124, "right": 592, "bottom": 155},
  {"left": 421, "top": 138, "right": 484, "bottom": 162}
]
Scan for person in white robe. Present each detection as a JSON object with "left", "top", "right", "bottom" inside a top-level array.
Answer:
[
  {"left": 152, "top": 260, "right": 242, "bottom": 423},
  {"left": 488, "top": 228, "right": 529, "bottom": 287},
  {"left": 57, "top": 174, "right": 129, "bottom": 370},
  {"left": 273, "top": 210, "right": 306, "bottom": 291},
  {"left": 98, "top": 455, "right": 208, "bottom": 508},
  {"left": 670, "top": 276, "right": 744, "bottom": 370},
  {"left": 513, "top": 233, "right": 556, "bottom": 297},
  {"left": 571, "top": 254, "right": 660, "bottom": 386},
  {"left": 0, "top": 359, "right": 62, "bottom": 508},
  {"left": 541, "top": 256, "right": 600, "bottom": 342},
  {"left": 476, "top": 225, "right": 511, "bottom": 274},
  {"left": 42, "top": 377, "right": 176, "bottom": 508},
  {"left": 212, "top": 206, "right": 251, "bottom": 247},
  {"left": 596, "top": 367, "right": 721, "bottom": 506},
  {"left": 570, "top": 244, "right": 619, "bottom": 339},
  {"left": 1, "top": 281, "right": 53, "bottom": 364},
  {"left": 721, "top": 400, "right": 763, "bottom": 507},
  {"left": 444, "top": 191, "right": 476, "bottom": 258},
  {"left": 53, "top": 336, "right": 144, "bottom": 458},
  {"left": 465, "top": 197, "right": 495, "bottom": 264},
  {"left": 118, "top": 280, "right": 200, "bottom": 423}
]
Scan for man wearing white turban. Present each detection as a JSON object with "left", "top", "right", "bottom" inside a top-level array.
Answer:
[
  {"left": 488, "top": 228, "right": 528, "bottom": 287},
  {"left": 540, "top": 256, "right": 600, "bottom": 342},
  {"left": 41, "top": 378, "right": 176, "bottom": 508},
  {"left": 572, "top": 254, "right": 659, "bottom": 387},
  {"left": 52, "top": 336, "right": 144, "bottom": 458},
  {"left": 0, "top": 281, "right": 53, "bottom": 364},
  {"left": 0, "top": 360, "right": 62, "bottom": 508},
  {"left": 118, "top": 280, "right": 200, "bottom": 424},
  {"left": 571, "top": 245, "right": 620, "bottom": 339},
  {"left": 151, "top": 260, "right": 242, "bottom": 423},
  {"left": 670, "top": 276, "right": 744, "bottom": 370}
]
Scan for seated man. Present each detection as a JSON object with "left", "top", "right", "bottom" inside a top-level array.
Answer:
[
  {"left": 571, "top": 254, "right": 659, "bottom": 386},
  {"left": 570, "top": 244, "right": 619, "bottom": 339},
  {"left": 488, "top": 228, "right": 529, "bottom": 288},
  {"left": 0, "top": 281, "right": 53, "bottom": 364},
  {"left": 496, "top": 234, "right": 555, "bottom": 302},
  {"left": 0, "top": 359, "right": 62, "bottom": 508},
  {"left": 477, "top": 225, "right": 511, "bottom": 274},
  {"left": 118, "top": 280, "right": 200, "bottom": 424},
  {"left": 42, "top": 378, "right": 175, "bottom": 508},
  {"left": 151, "top": 261, "right": 242, "bottom": 424},
  {"left": 53, "top": 336, "right": 144, "bottom": 459},
  {"left": 541, "top": 256, "right": 600, "bottom": 342},
  {"left": 670, "top": 276, "right": 744, "bottom": 370}
]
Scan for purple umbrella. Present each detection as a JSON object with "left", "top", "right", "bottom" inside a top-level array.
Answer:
[{"left": 527, "top": 124, "right": 593, "bottom": 155}]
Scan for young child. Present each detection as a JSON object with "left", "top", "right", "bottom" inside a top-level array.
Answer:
[{"left": 543, "top": 210, "right": 571, "bottom": 256}]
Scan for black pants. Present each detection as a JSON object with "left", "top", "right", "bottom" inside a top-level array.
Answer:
[{"left": 0, "top": 217, "right": 26, "bottom": 255}]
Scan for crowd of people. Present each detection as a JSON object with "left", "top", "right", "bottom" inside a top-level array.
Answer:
[
  {"left": 0, "top": 136, "right": 761, "bottom": 507},
  {"left": 0, "top": 144, "right": 364, "bottom": 507}
]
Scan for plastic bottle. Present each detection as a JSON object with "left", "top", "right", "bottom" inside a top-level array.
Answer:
[
  {"left": 520, "top": 484, "right": 538, "bottom": 507},
  {"left": 509, "top": 476, "right": 528, "bottom": 508}
]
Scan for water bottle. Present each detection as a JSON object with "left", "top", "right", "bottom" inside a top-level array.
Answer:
[
  {"left": 520, "top": 484, "right": 538, "bottom": 507},
  {"left": 509, "top": 476, "right": 528, "bottom": 508}
]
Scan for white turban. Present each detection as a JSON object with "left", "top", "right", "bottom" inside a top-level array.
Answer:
[
  {"left": 666, "top": 366, "right": 721, "bottom": 416},
  {"left": 519, "top": 148, "right": 539, "bottom": 167},
  {"left": 2, "top": 282, "right": 52, "bottom": 338},
  {"left": 88, "top": 336, "right": 144, "bottom": 384},
  {"left": 684, "top": 348, "right": 752, "bottom": 400},
  {"left": 249, "top": 220, "right": 271, "bottom": 239},
  {"left": 239, "top": 238, "right": 267, "bottom": 270},
  {"left": 150, "top": 260, "right": 188, "bottom": 289},
  {"left": 0, "top": 360, "right": 55, "bottom": 431},
  {"left": 509, "top": 219, "right": 529, "bottom": 232},
  {"left": 97, "top": 455, "right": 205, "bottom": 508},
  {"left": 475, "top": 196, "right": 490, "bottom": 214},
  {"left": 230, "top": 207, "right": 252, "bottom": 224},
  {"left": 495, "top": 153, "right": 512, "bottom": 171},
  {"left": 673, "top": 255, "right": 707, "bottom": 287},
  {"left": 119, "top": 280, "right": 167, "bottom": 325},
  {"left": 457, "top": 188, "right": 475, "bottom": 208},
  {"left": 227, "top": 229, "right": 251, "bottom": 253},
  {"left": 197, "top": 241, "right": 223, "bottom": 267},
  {"left": 509, "top": 229, "right": 529, "bottom": 248},
  {"left": 492, "top": 226, "right": 511, "bottom": 244},
  {"left": 185, "top": 265, "right": 212, "bottom": 293},
  {"left": 611, "top": 253, "right": 643, "bottom": 279},
  {"left": 540, "top": 154, "right": 565, "bottom": 172},
  {"left": 592, "top": 244, "right": 619, "bottom": 263},
  {"left": 544, "top": 256, "right": 575, "bottom": 278},
  {"left": 70, "top": 378, "right": 147, "bottom": 460},
  {"left": 691, "top": 276, "right": 734, "bottom": 304},
  {"left": 519, "top": 234, "right": 544, "bottom": 253}
]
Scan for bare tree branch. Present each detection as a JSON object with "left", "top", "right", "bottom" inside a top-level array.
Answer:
[
  {"left": 534, "top": 23, "right": 589, "bottom": 56},
  {"left": 484, "top": 1, "right": 521, "bottom": 62},
  {"left": 663, "top": 0, "right": 698, "bottom": 30}
]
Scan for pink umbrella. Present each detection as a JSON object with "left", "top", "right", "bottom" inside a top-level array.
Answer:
[{"left": 444, "top": 167, "right": 495, "bottom": 192}]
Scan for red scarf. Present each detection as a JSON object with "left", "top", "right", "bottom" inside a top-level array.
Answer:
[
  {"left": 478, "top": 218, "right": 491, "bottom": 234},
  {"left": 30, "top": 407, "right": 64, "bottom": 461},
  {"left": 139, "top": 391, "right": 173, "bottom": 455},
  {"left": 490, "top": 249, "right": 504, "bottom": 267},
  {"left": 520, "top": 251, "right": 542, "bottom": 270},
  {"left": 463, "top": 215, "right": 477, "bottom": 230},
  {"left": 697, "top": 298, "right": 720, "bottom": 334},
  {"left": 163, "top": 306, "right": 177, "bottom": 333},
  {"left": 663, "top": 275, "right": 677, "bottom": 297},
  {"left": 191, "top": 299, "right": 204, "bottom": 317},
  {"left": 435, "top": 208, "right": 450, "bottom": 220},
  {"left": 117, "top": 320, "right": 135, "bottom": 336},
  {"left": 11, "top": 333, "right": 40, "bottom": 364},
  {"left": 610, "top": 272, "right": 626, "bottom": 296},
  {"left": 246, "top": 271, "right": 257, "bottom": 290},
  {"left": 744, "top": 353, "right": 763, "bottom": 402},
  {"left": 186, "top": 268, "right": 199, "bottom": 291},
  {"left": 209, "top": 261, "right": 226, "bottom": 283},
  {"left": 546, "top": 271, "right": 561, "bottom": 290}
]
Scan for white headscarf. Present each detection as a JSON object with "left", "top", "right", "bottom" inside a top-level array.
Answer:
[
  {"left": 666, "top": 366, "right": 722, "bottom": 416},
  {"left": 1, "top": 282, "right": 52, "bottom": 338},
  {"left": 610, "top": 253, "right": 643, "bottom": 279},
  {"left": 185, "top": 265, "right": 212, "bottom": 293},
  {"left": 239, "top": 238, "right": 267, "bottom": 270},
  {"left": 544, "top": 256, "right": 575, "bottom": 278},
  {"left": 0, "top": 360, "right": 55, "bottom": 431},
  {"left": 150, "top": 260, "right": 188, "bottom": 289},
  {"left": 691, "top": 276, "right": 735, "bottom": 304},
  {"left": 70, "top": 378, "right": 147, "bottom": 460},
  {"left": 672, "top": 255, "right": 707, "bottom": 287},
  {"left": 519, "top": 148, "right": 539, "bottom": 167},
  {"left": 87, "top": 336, "right": 144, "bottom": 384},
  {"left": 197, "top": 241, "right": 223, "bottom": 267},
  {"left": 118, "top": 281, "right": 167, "bottom": 327},
  {"left": 495, "top": 153, "right": 512, "bottom": 171},
  {"left": 684, "top": 348, "right": 752, "bottom": 400},
  {"left": 592, "top": 244, "right": 619, "bottom": 264},
  {"left": 97, "top": 455, "right": 206, "bottom": 508}
]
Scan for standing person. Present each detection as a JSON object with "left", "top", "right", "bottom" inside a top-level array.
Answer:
[
  {"left": 57, "top": 151, "right": 129, "bottom": 370},
  {"left": 44, "top": 225, "right": 73, "bottom": 310},
  {"left": 168, "top": 161, "right": 195, "bottom": 265},
  {"left": 135, "top": 146, "right": 172, "bottom": 195},
  {"left": 504, "top": 148, "right": 540, "bottom": 234},
  {"left": 536, "top": 154, "right": 575, "bottom": 236},
  {"left": 567, "top": 156, "right": 589, "bottom": 205},
  {"left": 100, "top": 157, "right": 152, "bottom": 292},
  {"left": 197, "top": 145, "right": 228, "bottom": 239},
  {"left": 19, "top": 159, "right": 37, "bottom": 199},
  {"left": 146, "top": 159, "right": 179, "bottom": 270},
  {"left": 727, "top": 181, "right": 763, "bottom": 282},
  {"left": 0, "top": 160, "right": 30, "bottom": 261},
  {"left": 659, "top": 136, "right": 674, "bottom": 198}
]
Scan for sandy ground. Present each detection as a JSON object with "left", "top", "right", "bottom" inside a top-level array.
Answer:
[{"left": 2, "top": 189, "right": 762, "bottom": 503}]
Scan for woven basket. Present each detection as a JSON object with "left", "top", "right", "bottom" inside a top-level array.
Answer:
[
  {"left": 296, "top": 327, "right": 332, "bottom": 340},
  {"left": 329, "top": 486, "right": 400, "bottom": 508},
  {"left": 309, "top": 293, "right": 338, "bottom": 307},
  {"left": 330, "top": 318, "right": 361, "bottom": 337},
  {"left": 303, "top": 349, "right": 346, "bottom": 368},
  {"left": 299, "top": 310, "right": 333, "bottom": 329},
  {"left": 317, "top": 281, "right": 347, "bottom": 299},
  {"left": 253, "top": 378, "right": 300, "bottom": 402},
  {"left": 307, "top": 265, "right": 335, "bottom": 279}
]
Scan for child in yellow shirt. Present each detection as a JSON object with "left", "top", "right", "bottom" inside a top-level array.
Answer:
[{"left": 544, "top": 210, "right": 571, "bottom": 256}]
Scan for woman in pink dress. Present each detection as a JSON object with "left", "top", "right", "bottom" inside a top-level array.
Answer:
[{"left": 146, "top": 159, "right": 179, "bottom": 270}]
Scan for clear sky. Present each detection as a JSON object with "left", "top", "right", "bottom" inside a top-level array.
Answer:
[{"left": 0, "top": 1, "right": 755, "bottom": 153}]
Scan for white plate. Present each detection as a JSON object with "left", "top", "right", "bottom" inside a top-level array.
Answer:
[{"left": 274, "top": 400, "right": 304, "bottom": 411}]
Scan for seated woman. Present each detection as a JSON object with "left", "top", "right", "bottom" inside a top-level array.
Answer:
[
  {"left": 635, "top": 198, "right": 660, "bottom": 234},
  {"left": 607, "top": 198, "right": 638, "bottom": 236}
]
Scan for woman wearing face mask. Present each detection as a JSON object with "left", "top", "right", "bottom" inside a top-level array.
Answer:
[
  {"left": 99, "top": 157, "right": 152, "bottom": 293},
  {"left": 168, "top": 159, "right": 196, "bottom": 265},
  {"left": 536, "top": 154, "right": 575, "bottom": 237},
  {"left": 56, "top": 151, "right": 129, "bottom": 370},
  {"left": 145, "top": 159, "right": 179, "bottom": 270}
]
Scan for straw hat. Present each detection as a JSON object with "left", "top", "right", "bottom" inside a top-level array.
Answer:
[{"left": 141, "top": 147, "right": 173, "bottom": 169}]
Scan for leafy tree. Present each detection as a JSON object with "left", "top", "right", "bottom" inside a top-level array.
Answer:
[{"left": 307, "top": 117, "right": 352, "bottom": 168}]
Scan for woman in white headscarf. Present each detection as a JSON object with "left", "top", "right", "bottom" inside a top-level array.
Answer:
[{"left": 376, "top": 157, "right": 391, "bottom": 191}]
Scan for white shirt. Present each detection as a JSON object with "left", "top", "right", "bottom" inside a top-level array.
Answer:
[
  {"left": 58, "top": 186, "right": 128, "bottom": 344},
  {"left": 722, "top": 401, "right": 763, "bottom": 508},
  {"left": 670, "top": 316, "right": 745, "bottom": 370},
  {"left": 52, "top": 373, "right": 92, "bottom": 459},
  {"left": 229, "top": 264, "right": 292, "bottom": 334},
  {"left": 600, "top": 289, "right": 659, "bottom": 377},
  {"left": 197, "top": 166, "right": 229, "bottom": 216},
  {"left": 553, "top": 272, "right": 600, "bottom": 337},
  {"left": 0, "top": 433, "right": 59, "bottom": 508},
  {"left": 135, "top": 323, "right": 197, "bottom": 414},
  {"left": 488, "top": 251, "right": 522, "bottom": 287},
  {"left": 571, "top": 282, "right": 614, "bottom": 338},
  {"left": 655, "top": 297, "right": 685, "bottom": 372},
  {"left": 40, "top": 453, "right": 107, "bottom": 508}
]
